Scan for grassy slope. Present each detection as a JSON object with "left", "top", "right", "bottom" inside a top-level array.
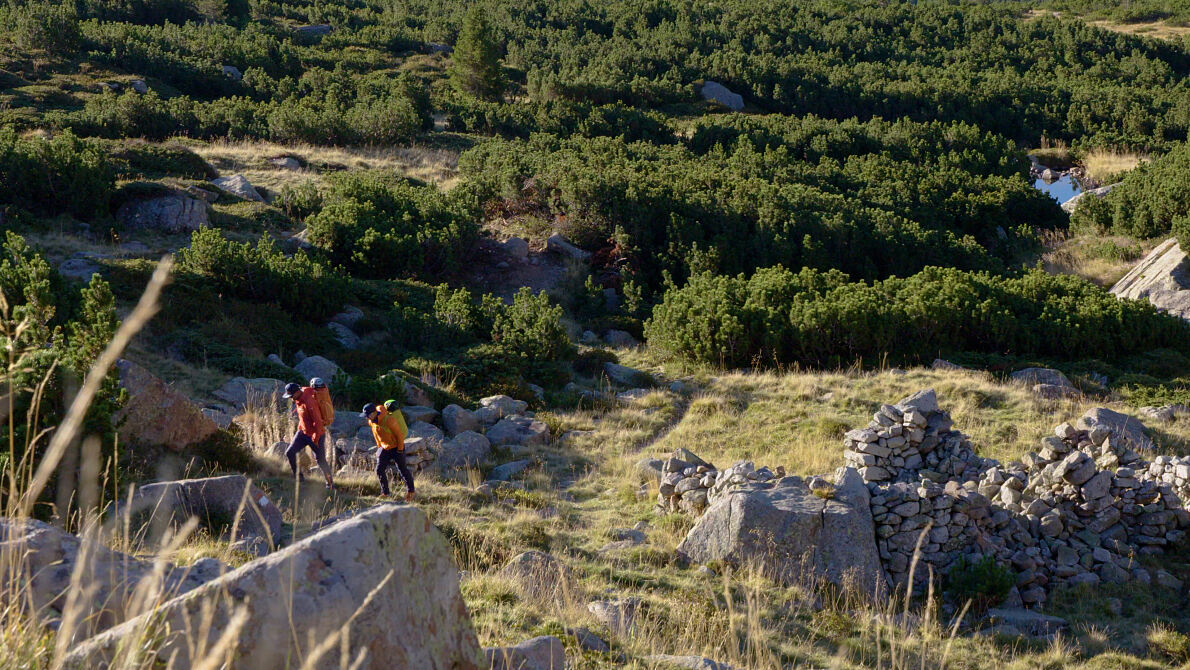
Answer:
[{"left": 128, "top": 364, "right": 1190, "bottom": 670}]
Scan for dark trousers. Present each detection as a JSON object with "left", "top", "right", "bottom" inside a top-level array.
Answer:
[
  {"left": 377, "top": 448, "right": 414, "bottom": 496},
  {"left": 287, "top": 431, "right": 330, "bottom": 477}
]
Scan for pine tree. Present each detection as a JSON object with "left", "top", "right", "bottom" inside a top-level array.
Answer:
[{"left": 449, "top": 7, "right": 506, "bottom": 101}]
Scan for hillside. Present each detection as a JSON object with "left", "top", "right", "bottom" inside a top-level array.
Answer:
[{"left": 5, "top": 0, "right": 1190, "bottom": 668}]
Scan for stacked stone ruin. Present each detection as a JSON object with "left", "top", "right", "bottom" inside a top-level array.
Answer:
[
  {"left": 666, "top": 388, "right": 1190, "bottom": 606},
  {"left": 846, "top": 389, "right": 1188, "bottom": 604},
  {"left": 336, "top": 436, "right": 437, "bottom": 475},
  {"left": 656, "top": 451, "right": 784, "bottom": 514}
]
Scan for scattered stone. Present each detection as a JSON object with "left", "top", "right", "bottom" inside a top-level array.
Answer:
[
  {"left": 985, "top": 609, "right": 1068, "bottom": 637},
  {"left": 480, "top": 395, "right": 529, "bottom": 418},
  {"left": 546, "top": 233, "right": 591, "bottom": 261},
  {"left": 295, "top": 23, "right": 332, "bottom": 37},
  {"left": 485, "top": 636, "right": 565, "bottom": 670},
  {"left": 211, "top": 174, "right": 265, "bottom": 202},
  {"left": 443, "top": 404, "right": 481, "bottom": 436},
  {"left": 487, "top": 416, "right": 550, "bottom": 448},
  {"left": 699, "top": 80, "right": 744, "bottom": 110},
  {"left": 294, "top": 355, "right": 344, "bottom": 383},
  {"left": 63, "top": 505, "right": 481, "bottom": 670}
]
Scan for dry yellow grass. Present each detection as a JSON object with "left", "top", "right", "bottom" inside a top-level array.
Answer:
[
  {"left": 1092, "top": 19, "right": 1190, "bottom": 41},
  {"left": 188, "top": 139, "right": 461, "bottom": 191},
  {"left": 1041, "top": 232, "right": 1157, "bottom": 287},
  {"left": 1082, "top": 147, "right": 1147, "bottom": 184}
]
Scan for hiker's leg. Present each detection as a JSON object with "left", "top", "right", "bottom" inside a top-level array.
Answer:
[
  {"left": 376, "top": 449, "right": 393, "bottom": 496},
  {"left": 311, "top": 435, "right": 333, "bottom": 486},
  {"left": 285, "top": 432, "right": 309, "bottom": 476},
  {"left": 394, "top": 451, "right": 415, "bottom": 495}
]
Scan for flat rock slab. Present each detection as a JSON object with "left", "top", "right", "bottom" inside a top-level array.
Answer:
[
  {"left": 64, "top": 505, "right": 483, "bottom": 670},
  {"left": 120, "top": 475, "right": 282, "bottom": 545},
  {"left": 485, "top": 635, "right": 564, "bottom": 670},
  {"left": 1111, "top": 238, "right": 1190, "bottom": 320},
  {"left": 1077, "top": 407, "right": 1154, "bottom": 451}
]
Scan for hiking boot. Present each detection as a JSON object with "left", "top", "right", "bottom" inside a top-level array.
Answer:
[{"left": 404, "top": 490, "right": 415, "bottom": 503}]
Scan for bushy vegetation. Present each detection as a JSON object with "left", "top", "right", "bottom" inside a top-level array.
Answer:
[
  {"left": 946, "top": 555, "right": 1016, "bottom": 612},
  {"left": 1071, "top": 141, "right": 1190, "bottom": 248},
  {"left": 645, "top": 265, "right": 1190, "bottom": 368},
  {"left": 305, "top": 171, "right": 478, "bottom": 280},
  {"left": 0, "top": 128, "right": 113, "bottom": 220},
  {"left": 461, "top": 118, "right": 1060, "bottom": 295}
]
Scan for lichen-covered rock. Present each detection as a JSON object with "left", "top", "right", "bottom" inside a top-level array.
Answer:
[
  {"left": 64, "top": 505, "right": 482, "bottom": 670},
  {"left": 119, "top": 475, "right": 282, "bottom": 546},
  {"left": 499, "top": 551, "right": 578, "bottom": 603},
  {"left": 443, "top": 404, "right": 481, "bottom": 436},
  {"left": 115, "top": 359, "right": 220, "bottom": 451},
  {"left": 485, "top": 636, "right": 564, "bottom": 670}
]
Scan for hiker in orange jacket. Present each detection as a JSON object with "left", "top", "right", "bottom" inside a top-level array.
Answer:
[
  {"left": 284, "top": 382, "right": 335, "bottom": 490},
  {"left": 363, "top": 402, "right": 414, "bottom": 501}
]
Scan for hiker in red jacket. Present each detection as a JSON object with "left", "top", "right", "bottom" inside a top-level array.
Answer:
[{"left": 283, "top": 382, "right": 335, "bottom": 490}]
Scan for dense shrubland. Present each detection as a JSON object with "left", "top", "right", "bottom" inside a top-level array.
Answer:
[
  {"left": 645, "top": 265, "right": 1190, "bottom": 369},
  {"left": 461, "top": 118, "right": 1061, "bottom": 295},
  {"left": 1071, "top": 140, "right": 1190, "bottom": 248}
]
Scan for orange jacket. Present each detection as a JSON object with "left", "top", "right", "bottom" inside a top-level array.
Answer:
[
  {"left": 369, "top": 406, "right": 406, "bottom": 451},
  {"left": 313, "top": 386, "right": 335, "bottom": 425},
  {"left": 294, "top": 387, "right": 324, "bottom": 439}
]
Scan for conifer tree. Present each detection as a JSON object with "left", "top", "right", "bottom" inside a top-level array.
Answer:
[{"left": 449, "top": 7, "right": 506, "bottom": 101}]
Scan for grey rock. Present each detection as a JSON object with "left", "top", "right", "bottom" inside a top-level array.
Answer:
[
  {"left": 499, "top": 551, "right": 577, "bottom": 603},
  {"left": 647, "top": 654, "right": 741, "bottom": 670},
  {"left": 401, "top": 405, "right": 440, "bottom": 425},
  {"left": 115, "top": 360, "right": 220, "bottom": 451},
  {"left": 603, "top": 329, "right": 639, "bottom": 347},
  {"left": 1061, "top": 182, "right": 1119, "bottom": 214},
  {"left": 587, "top": 597, "right": 641, "bottom": 638},
  {"left": 58, "top": 257, "right": 101, "bottom": 282},
  {"left": 603, "top": 362, "right": 650, "bottom": 386},
  {"left": 294, "top": 355, "right": 343, "bottom": 383},
  {"left": 699, "top": 80, "right": 744, "bottom": 110},
  {"left": 327, "top": 321, "right": 360, "bottom": 349},
  {"left": 211, "top": 376, "right": 285, "bottom": 410},
  {"left": 897, "top": 389, "right": 938, "bottom": 414},
  {"left": 985, "top": 609, "right": 1067, "bottom": 637},
  {"left": 211, "top": 174, "right": 264, "bottom": 202},
  {"left": 295, "top": 23, "right": 333, "bottom": 37},
  {"left": 485, "top": 636, "right": 564, "bottom": 670},
  {"left": 480, "top": 394, "right": 529, "bottom": 418},
  {"left": 546, "top": 233, "right": 590, "bottom": 261},
  {"left": 268, "top": 156, "right": 301, "bottom": 170},
  {"left": 63, "top": 505, "right": 482, "bottom": 670},
  {"left": 931, "top": 359, "right": 964, "bottom": 370},
  {"left": 678, "top": 467, "right": 886, "bottom": 596},
  {"left": 436, "top": 431, "right": 490, "bottom": 473},
  {"left": 1034, "top": 383, "right": 1081, "bottom": 400},
  {"left": 502, "top": 237, "right": 529, "bottom": 261},
  {"left": 565, "top": 627, "right": 608, "bottom": 653},
  {"left": 221, "top": 64, "right": 242, "bottom": 80},
  {"left": 490, "top": 459, "right": 532, "bottom": 481},
  {"left": 119, "top": 475, "right": 282, "bottom": 545},
  {"left": 129, "top": 79, "right": 148, "bottom": 94},
  {"left": 1010, "top": 368, "right": 1073, "bottom": 389},
  {"left": 1110, "top": 238, "right": 1190, "bottom": 321},
  {"left": 443, "top": 404, "right": 481, "bottom": 436},
  {"left": 117, "top": 194, "right": 209, "bottom": 233},
  {"left": 1077, "top": 407, "right": 1154, "bottom": 451},
  {"left": 487, "top": 416, "right": 550, "bottom": 447}
]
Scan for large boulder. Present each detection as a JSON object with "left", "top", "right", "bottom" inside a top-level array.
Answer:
[
  {"left": 1009, "top": 367, "right": 1073, "bottom": 389},
  {"left": 546, "top": 233, "right": 591, "bottom": 262},
  {"left": 443, "top": 404, "right": 481, "bottom": 436},
  {"left": 499, "top": 551, "right": 578, "bottom": 603},
  {"left": 116, "top": 193, "right": 209, "bottom": 233},
  {"left": 487, "top": 416, "right": 550, "bottom": 448},
  {"left": 1077, "top": 407, "right": 1154, "bottom": 451},
  {"left": 409, "top": 420, "right": 446, "bottom": 446},
  {"left": 480, "top": 395, "right": 528, "bottom": 418},
  {"left": 64, "top": 505, "right": 483, "bottom": 670},
  {"left": 1061, "top": 183, "right": 1119, "bottom": 214},
  {"left": 485, "top": 636, "right": 564, "bottom": 670},
  {"left": 1110, "top": 238, "right": 1190, "bottom": 321},
  {"left": 0, "top": 518, "right": 219, "bottom": 641},
  {"left": 119, "top": 475, "right": 282, "bottom": 546},
  {"left": 211, "top": 174, "right": 264, "bottom": 202},
  {"left": 699, "top": 81, "right": 744, "bottom": 110},
  {"left": 603, "top": 362, "right": 651, "bottom": 386},
  {"left": 327, "top": 321, "right": 360, "bottom": 349},
  {"left": 647, "top": 655, "right": 741, "bottom": 670},
  {"left": 294, "top": 355, "right": 343, "bottom": 383},
  {"left": 114, "top": 360, "right": 220, "bottom": 451},
  {"left": 211, "top": 376, "right": 285, "bottom": 410},
  {"left": 58, "top": 256, "right": 101, "bottom": 282},
  {"left": 678, "top": 468, "right": 887, "bottom": 597},
  {"left": 437, "top": 431, "right": 491, "bottom": 473},
  {"left": 402, "top": 405, "right": 440, "bottom": 425}
]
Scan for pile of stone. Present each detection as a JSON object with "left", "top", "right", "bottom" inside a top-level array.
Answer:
[
  {"left": 655, "top": 450, "right": 783, "bottom": 515},
  {"left": 842, "top": 389, "right": 988, "bottom": 485},
  {"left": 862, "top": 390, "right": 1189, "bottom": 605}
]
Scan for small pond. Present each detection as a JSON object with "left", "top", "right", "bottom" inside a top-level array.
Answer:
[{"left": 1033, "top": 173, "right": 1082, "bottom": 206}]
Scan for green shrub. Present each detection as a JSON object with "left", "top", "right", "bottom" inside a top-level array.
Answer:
[
  {"left": 176, "top": 228, "right": 348, "bottom": 321},
  {"left": 107, "top": 140, "right": 217, "bottom": 179},
  {"left": 305, "top": 172, "right": 478, "bottom": 279},
  {"left": 1080, "top": 142, "right": 1190, "bottom": 242},
  {"left": 492, "top": 288, "right": 573, "bottom": 362},
  {"left": 0, "top": 128, "right": 113, "bottom": 220},
  {"left": 945, "top": 555, "right": 1015, "bottom": 612},
  {"left": 573, "top": 349, "right": 618, "bottom": 376},
  {"left": 12, "top": 2, "right": 81, "bottom": 56},
  {"left": 646, "top": 265, "right": 1190, "bottom": 369}
]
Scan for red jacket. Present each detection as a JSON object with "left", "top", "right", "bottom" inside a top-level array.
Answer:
[{"left": 293, "top": 387, "right": 324, "bottom": 439}]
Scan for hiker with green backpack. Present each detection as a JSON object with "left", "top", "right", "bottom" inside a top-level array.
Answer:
[{"left": 362, "top": 400, "right": 415, "bottom": 502}]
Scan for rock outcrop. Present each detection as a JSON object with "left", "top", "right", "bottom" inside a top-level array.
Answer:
[
  {"left": 116, "top": 193, "right": 209, "bottom": 233},
  {"left": 64, "top": 505, "right": 482, "bottom": 670},
  {"left": 119, "top": 475, "right": 282, "bottom": 546},
  {"left": 115, "top": 360, "right": 220, "bottom": 451},
  {"left": 678, "top": 467, "right": 887, "bottom": 596},
  {"left": 211, "top": 174, "right": 264, "bottom": 202},
  {"left": 699, "top": 81, "right": 745, "bottom": 110},
  {"left": 1061, "top": 183, "right": 1119, "bottom": 214},
  {"left": 485, "top": 636, "right": 565, "bottom": 670},
  {"left": 1110, "top": 238, "right": 1190, "bottom": 320}
]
